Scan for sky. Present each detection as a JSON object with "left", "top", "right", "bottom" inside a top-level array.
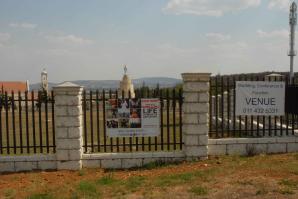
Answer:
[{"left": 0, "top": 0, "right": 296, "bottom": 83}]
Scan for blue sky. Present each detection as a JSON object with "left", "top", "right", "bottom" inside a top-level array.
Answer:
[{"left": 0, "top": 0, "right": 295, "bottom": 83}]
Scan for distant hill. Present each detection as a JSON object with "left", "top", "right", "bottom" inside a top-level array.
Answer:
[{"left": 29, "top": 77, "right": 182, "bottom": 91}]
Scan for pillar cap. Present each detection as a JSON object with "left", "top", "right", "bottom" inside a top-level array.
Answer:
[
  {"left": 181, "top": 73, "right": 211, "bottom": 82},
  {"left": 53, "top": 81, "right": 83, "bottom": 91}
]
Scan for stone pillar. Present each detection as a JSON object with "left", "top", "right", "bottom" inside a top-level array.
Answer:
[
  {"left": 182, "top": 73, "right": 211, "bottom": 160},
  {"left": 53, "top": 82, "right": 83, "bottom": 170}
]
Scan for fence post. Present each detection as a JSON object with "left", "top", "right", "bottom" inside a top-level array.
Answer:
[
  {"left": 53, "top": 82, "right": 83, "bottom": 170},
  {"left": 182, "top": 73, "right": 211, "bottom": 160}
]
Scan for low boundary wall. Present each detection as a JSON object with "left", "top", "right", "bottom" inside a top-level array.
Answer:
[
  {"left": 0, "top": 154, "right": 57, "bottom": 173},
  {"left": 2, "top": 137, "right": 298, "bottom": 173},
  {"left": 0, "top": 152, "right": 184, "bottom": 173},
  {"left": 82, "top": 151, "right": 185, "bottom": 169},
  {"left": 208, "top": 137, "right": 298, "bottom": 156}
]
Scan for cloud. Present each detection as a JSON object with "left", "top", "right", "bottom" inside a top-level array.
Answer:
[
  {"left": 257, "top": 29, "right": 288, "bottom": 38},
  {"left": 9, "top": 22, "right": 37, "bottom": 29},
  {"left": 0, "top": 32, "right": 11, "bottom": 42},
  {"left": 0, "top": 32, "right": 11, "bottom": 46},
  {"left": 163, "top": 0, "right": 261, "bottom": 16},
  {"left": 205, "top": 33, "right": 231, "bottom": 41},
  {"left": 45, "top": 34, "right": 93, "bottom": 45},
  {"left": 268, "top": 0, "right": 290, "bottom": 10}
]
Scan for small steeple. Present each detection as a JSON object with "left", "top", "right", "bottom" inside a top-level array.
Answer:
[
  {"left": 119, "top": 65, "right": 135, "bottom": 98},
  {"left": 41, "top": 68, "right": 48, "bottom": 74},
  {"left": 41, "top": 68, "right": 48, "bottom": 92},
  {"left": 124, "top": 65, "right": 127, "bottom": 75}
]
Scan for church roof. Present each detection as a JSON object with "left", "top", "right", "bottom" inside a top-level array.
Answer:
[{"left": 0, "top": 81, "right": 29, "bottom": 93}]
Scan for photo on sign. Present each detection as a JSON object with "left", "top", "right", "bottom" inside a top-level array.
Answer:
[
  {"left": 129, "top": 98, "right": 141, "bottom": 108},
  {"left": 118, "top": 99, "right": 129, "bottom": 109},
  {"left": 106, "top": 99, "right": 117, "bottom": 109},
  {"left": 119, "top": 118, "right": 130, "bottom": 128},
  {"left": 117, "top": 99, "right": 130, "bottom": 118},
  {"left": 106, "top": 108, "right": 118, "bottom": 119},
  {"left": 129, "top": 108, "right": 141, "bottom": 128},
  {"left": 106, "top": 119, "right": 118, "bottom": 128},
  {"left": 118, "top": 112, "right": 130, "bottom": 118}
]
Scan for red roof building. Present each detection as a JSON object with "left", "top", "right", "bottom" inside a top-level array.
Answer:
[{"left": 0, "top": 81, "right": 29, "bottom": 94}]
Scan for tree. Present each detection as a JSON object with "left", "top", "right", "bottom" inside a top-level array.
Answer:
[{"left": 35, "top": 86, "right": 50, "bottom": 110}]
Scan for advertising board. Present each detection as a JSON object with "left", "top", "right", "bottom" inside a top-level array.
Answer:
[
  {"left": 235, "top": 81, "right": 285, "bottom": 116},
  {"left": 106, "top": 98, "right": 160, "bottom": 137}
]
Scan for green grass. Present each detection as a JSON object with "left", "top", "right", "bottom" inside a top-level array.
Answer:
[
  {"left": 279, "top": 179, "right": 298, "bottom": 188},
  {"left": 256, "top": 188, "right": 268, "bottom": 195},
  {"left": 26, "top": 193, "right": 53, "bottom": 199},
  {"left": 3, "top": 188, "right": 16, "bottom": 199},
  {"left": 78, "top": 170, "right": 86, "bottom": 176},
  {"left": 151, "top": 166, "right": 219, "bottom": 188},
  {"left": 142, "top": 160, "right": 170, "bottom": 169},
  {"left": 124, "top": 176, "right": 146, "bottom": 190},
  {"left": 77, "top": 181, "right": 99, "bottom": 198},
  {"left": 279, "top": 187, "right": 295, "bottom": 195},
  {"left": 155, "top": 174, "right": 188, "bottom": 187},
  {"left": 96, "top": 174, "right": 118, "bottom": 185},
  {"left": 277, "top": 178, "right": 298, "bottom": 195},
  {"left": 189, "top": 186, "right": 208, "bottom": 196}
]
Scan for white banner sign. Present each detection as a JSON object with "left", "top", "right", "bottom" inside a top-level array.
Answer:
[
  {"left": 236, "top": 81, "right": 285, "bottom": 116},
  {"left": 106, "top": 98, "right": 160, "bottom": 137}
]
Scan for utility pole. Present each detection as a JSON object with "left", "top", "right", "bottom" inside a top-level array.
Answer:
[{"left": 289, "top": 1, "right": 297, "bottom": 84}]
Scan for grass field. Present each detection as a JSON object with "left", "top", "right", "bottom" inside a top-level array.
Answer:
[{"left": 1, "top": 153, "right": 298, "bottom": 198}]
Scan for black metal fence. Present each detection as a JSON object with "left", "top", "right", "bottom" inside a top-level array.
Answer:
[
  {"left": 209, "top": 75, "right": 298, "bottom": 138},
  {"left": 0, "top": 91, "right": 55, "bottom": 155},
  {"left": 82, "top": 88, "right": 183, "bottom": 153}
]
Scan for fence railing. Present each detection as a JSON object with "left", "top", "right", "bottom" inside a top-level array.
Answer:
[
  {"left": 0, "top": 91, "right": 55, "bottom": 155},
  {"left": 209, "top": 75, "right": 298, "bottom": 138},
  {"left": 82, "top": 88, "right": 183, "bottom": 153}
]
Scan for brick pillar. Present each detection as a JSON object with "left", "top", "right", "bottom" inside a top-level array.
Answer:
[
  {"left": 182, "top": 73, "right": 211, "bottom": 160},
  {"left": 53, "top": 82, "right": 83, "bottom": 170}
]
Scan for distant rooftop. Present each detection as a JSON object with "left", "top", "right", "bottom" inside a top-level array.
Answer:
[
  {"left": 0, "top": 81, "right": 29, "bottom": 93},
  {"left": 266, "top": 73, "right": 284, "bottom": 77}
]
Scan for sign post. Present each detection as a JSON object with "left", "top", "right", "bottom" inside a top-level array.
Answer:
[{"left": 236, "top": 81, "right": 285, "bottom": 116}]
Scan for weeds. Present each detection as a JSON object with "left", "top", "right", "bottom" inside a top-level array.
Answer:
[
  {"left": 279, "top": 187, "right": 295, "bottom": 195},
  {"left": 155, "top": 172, "right": 194, "bottom": 186},
  {"left": 78, "top": 170, "right": 85, "bottom": 176},
  {"left": 3, "top": 189, "right": 16, "bottom": 199},
  {"left": 96, "top": 173, "right": 117, "bottom": 185},
  {"left": 78, "top": 181, "right": 98, "bottom": 198},
  {"left": 277, "top": 179, "right": 298, "bottom": 195},
  {"left": 246, "top": 144, "right": 257, "bottom": 157},
  {"left": 26, "top": 193, "right": 53, "bottom": 199},
  {"left": 279, "top": 179, "right": 298, "bottom": 188},
  {"left": 256, "top": 188, "right": 268, "bottom": 195},
  {"left": 189, "top": 186, "right": 208, "bottom": 196},
  {"left": 142, "top": 160, "right": 168, "bottom": 169},
  {"left": 237, "top": 179, "right": 254, "bottom": 186},
  {"left": 125, "top": 176, "right": 146, "bottom": 190}
]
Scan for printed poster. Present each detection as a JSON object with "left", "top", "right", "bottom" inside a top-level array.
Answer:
[{"left": 106, "top": 98, "right": 160, "bottom": 137}]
